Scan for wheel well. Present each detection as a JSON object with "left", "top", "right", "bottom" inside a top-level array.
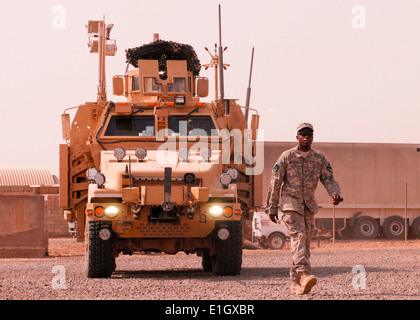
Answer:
[{"left": 268, "top": 231, "right": 287, "bottom": 238}]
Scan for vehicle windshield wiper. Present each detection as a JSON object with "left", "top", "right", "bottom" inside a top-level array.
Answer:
[
  {"left": 130, "top": 106, "right": 157, "bottom": 116},
  {"left": 178, "top": 107, "right": 199, "bottom": 120}
]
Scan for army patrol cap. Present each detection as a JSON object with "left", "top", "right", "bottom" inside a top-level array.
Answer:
[{"left": 297, "top": 123, "right": 314, "bottom": 133}]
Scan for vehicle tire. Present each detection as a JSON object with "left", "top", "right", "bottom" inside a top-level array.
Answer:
[
  {"left": 383, "top": 216, "right": 406, "bottom": 240},
  {"left": 211, "top": 221, "right": 243, "bottom": 276},
  {"left": 353, "top": 216, "right": 379, "bottom": 239},
  {"left": 267, "top": 232, "right": 286, "bottom": 250},
  {"left": 412, "top": 217, "right": 420, "bottom": 239},
  {"left": 85, "top": 221, "right": 115, "bottom": 278},
  {"left": 202, "top": 251, "right": 213, "bottom": 272}
]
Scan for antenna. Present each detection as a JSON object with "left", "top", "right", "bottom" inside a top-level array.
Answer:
[
  {"left": 244, "top": 46, "right": 255, "bottom": 122},
  {"left": 204, "top": 45, "right": 219, "bottom": 100},
  {"left": 218, "top": 4, "right": 225, "bottom": 100},
  {"left": 203, "top": 5, "right": 230, "bottom": 101}
]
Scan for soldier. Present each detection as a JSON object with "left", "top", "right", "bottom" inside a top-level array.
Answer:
[{"left": 266, "top": 123, "right": 342, "bottom": 295}]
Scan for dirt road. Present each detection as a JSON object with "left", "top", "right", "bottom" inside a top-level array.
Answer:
[{"left": 0, "top": 238, "right": 419, "bottom": 301}]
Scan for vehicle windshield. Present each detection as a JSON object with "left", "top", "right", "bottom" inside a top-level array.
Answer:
[
  {"left": 104, "top": 116, "right": 155, "bottom": 136},
  {"left": 103, "top": 115, "right": 217, "bottom": 137},
  {"left": 168, "top": 116, "right": 218, "bottom": 136}
]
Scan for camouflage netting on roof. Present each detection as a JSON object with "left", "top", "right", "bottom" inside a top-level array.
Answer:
[{"left": 126, "top": 40, "right": 201, "bottom": 76}]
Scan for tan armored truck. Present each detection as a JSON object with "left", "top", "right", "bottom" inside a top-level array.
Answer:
[{"left": 59, "top": 18, "right": 262, "bottom": 278}]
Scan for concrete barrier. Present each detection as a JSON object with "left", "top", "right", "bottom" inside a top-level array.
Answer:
[{"left": 0, "top": 195, "right": 47, "bottom": 258}]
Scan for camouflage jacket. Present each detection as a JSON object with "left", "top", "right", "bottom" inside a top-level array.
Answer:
[{"left": 266, "top": 146, "right": 341, "bottom": 215}]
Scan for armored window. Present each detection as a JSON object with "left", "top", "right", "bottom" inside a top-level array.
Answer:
[
  {"left": 104, "top": 116, "right": 155, "bottom": 136},
  {"left": 167, "top": 77, "right": 186, "bottom": 93},
  {"left": 132, "top": 76, "right": 140, "bottom": 91},
  {"left": 168, "top": 116, "right": 218, "bottom": 136},
  {"left": 144, "top": 77, "right": 162, "bottom": 93}
]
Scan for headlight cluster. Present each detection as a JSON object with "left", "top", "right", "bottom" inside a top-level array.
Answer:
[
  {"left": 94, "top": 205, "right": 119, "bottom": 219},
  {"left": 219, "top": 168, "right": 239, "bottom": 188},
  {"left": 114, "top": 147, "right": 126, "bottom": 161},
  {"left": 113, "top": 147, "right": 148, "bottom": 161},
  {"left": 86, "top": 168, "right": 106, "bottom": 188},
  {"left": 209, "top": 205, "right": 234, "bottom": 218},
  {"left": 179, "top": 147, "right": 212, "bottom": 162},
  {"left": 200, "top": 148, "right": 212, "bottom": 161},
  {"left": 179, "top": 148, "right": 191, "bottom": 162}
]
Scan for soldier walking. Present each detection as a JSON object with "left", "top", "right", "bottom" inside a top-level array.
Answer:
[{"left": 266, "top": 123, "right": 342, "bottom": 294}]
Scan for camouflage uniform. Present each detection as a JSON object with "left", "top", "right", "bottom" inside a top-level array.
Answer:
[{"left": 266, "top": 146, "right": 341, "bottom": 281}]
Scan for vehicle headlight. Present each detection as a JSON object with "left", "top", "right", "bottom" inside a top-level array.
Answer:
[
  {"left": 219, "top": 173, "right": 232, "bottom": 187},
  {"left": 135, "top": 147, "right": 147, "bottom": 160},
  {"left": 200, "top": 148, "right": 212, "bottom": 161},
  {"left": 174, "top": 96, "right": 186, "bottom": 106},
  {"left": 86, "top": 168, "right": 100, "bottom": 181},
  {"left": 209, "top": 205, "right": 223, "bottom": 218},
  {"left": 94, "top": 173, "right": 106, "bottom": 188},
  {"left": 114, "top": 147, "right": 126, "bottom": 161},
  {"left": 104, "top": 205, "right": 119, "bottom": 218},
  {"left": 226, "top": 168, "right": 238, "bottom": 180},
  {"left": 179, "top": 148, "right": 191, "bottom": 162}
]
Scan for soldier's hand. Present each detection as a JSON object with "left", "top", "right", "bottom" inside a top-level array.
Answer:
[
  {"left": 269, "top": 212, "right": 278, "bottom": 223},
  {"left": 332, "top": 194, "right": 343, "bottom": 206}
]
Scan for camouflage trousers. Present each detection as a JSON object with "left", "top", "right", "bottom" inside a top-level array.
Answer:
[{"left": 281, "top": 208, "right": 315, "bottom": 281}]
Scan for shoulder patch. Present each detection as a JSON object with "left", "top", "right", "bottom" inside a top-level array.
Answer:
[{"left": 273, "top": 164, "right": 279, "bottom": 173}]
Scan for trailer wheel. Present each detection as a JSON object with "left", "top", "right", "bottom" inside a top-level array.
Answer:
[
  {"left": 267, "top": 232, "right": 286, "bottom": 250},
  {"left": 412, "top": 217, "right": 420, "bottom": 239},
  {"left": 211, "top": 221, "right": 243, "bottom": 276},
  {"left": 353, "top": 216, "right": 379, "bottom": 239},
  {"left": 383, "top": 216, "right": 406, "bottom": 239},
  {"left": 85, "top": 221, "right": 115, "bottom": 278}
]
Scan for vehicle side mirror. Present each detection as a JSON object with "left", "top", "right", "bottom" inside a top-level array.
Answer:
[
  {"left": 196, "top": 78, "right": 209, "bottom": 97},
  {"left": 113, "top": 76, "right": 125, "bottom": 96}
]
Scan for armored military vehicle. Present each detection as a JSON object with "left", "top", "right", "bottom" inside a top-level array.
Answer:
[{"left": 59, "top": 16, "right": 262, "bottom": 278}]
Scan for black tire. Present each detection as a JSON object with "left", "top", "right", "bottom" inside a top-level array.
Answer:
[
  {"left": 353, "top": 216, "right": 379, "bottom": 239},
  {"left": 267, "top": 232, "right": 286, "bottom": 250},
  {"left": 412, "top": 217, "right": 420, "bottom": 239},
  {"left": 85, "top": 221, "right": 115, "bottom": 278},
  {"left": 202, "top": 251, "right": 213, "bottom": 272},
  {"left": 383, "top": 216, "right": 406, "bottom": 240},
  {"left": 211, "top": 221, "right": 243, "bottom": 276}
]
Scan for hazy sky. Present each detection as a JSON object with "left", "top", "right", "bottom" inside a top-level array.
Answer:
[{"left": 1, "top": 0, "right": 420, "bottom": 175}]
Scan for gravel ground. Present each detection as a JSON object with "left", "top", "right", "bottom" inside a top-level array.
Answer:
[{"left": 0, "top": 238, "right": 419, "bottom": 301}]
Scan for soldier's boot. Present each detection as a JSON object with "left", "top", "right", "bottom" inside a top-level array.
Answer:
[
  {"left": 298, "top": 271, "right": 317, "bottom": 294},
  {"left": 290, "top": 280, "right": 302, "bottom": 294}
]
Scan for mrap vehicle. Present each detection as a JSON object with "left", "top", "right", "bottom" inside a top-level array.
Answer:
[{"left": 59, "top": 16, "right": 262, "bottom": 278}]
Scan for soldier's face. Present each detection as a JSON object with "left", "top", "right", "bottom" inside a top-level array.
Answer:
[{"left": 297, "top": 131, "right": 313, "bottom": 150}]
